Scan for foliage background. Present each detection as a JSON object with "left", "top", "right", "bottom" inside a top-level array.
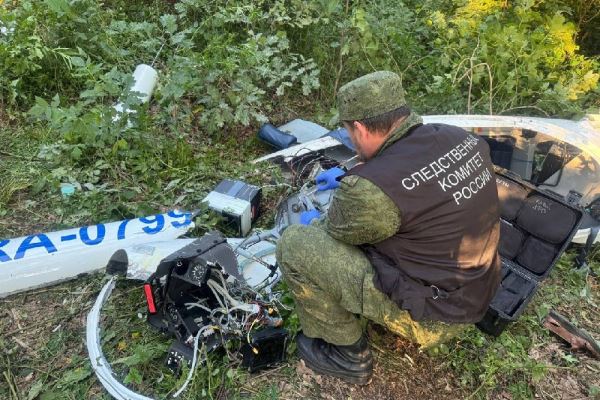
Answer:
[
  {"left": 0, "top": 0, "right": 599, "bottom": 399},
  {"left": 0, "top": 0, "right": 598, "bottom": 222}
]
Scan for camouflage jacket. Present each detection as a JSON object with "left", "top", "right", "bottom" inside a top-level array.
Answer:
[{"left": 315, "top": 112, "right": 423, "bottom": 244}]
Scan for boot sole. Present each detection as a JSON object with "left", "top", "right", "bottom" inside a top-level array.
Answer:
[{"left": 300, "top": 358, "right": 373, "bottom": 385}]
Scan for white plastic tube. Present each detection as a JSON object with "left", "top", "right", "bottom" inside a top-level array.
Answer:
[
  {"left": 0, "top": 210, "right": 194, "bottom": 297},
  {"left": 113, "top": 64, "right": 158, "bottom": 122}
]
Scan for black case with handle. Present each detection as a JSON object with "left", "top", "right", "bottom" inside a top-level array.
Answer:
[{"left": 476, "top": 167, "right": 583, "bottom": 336}]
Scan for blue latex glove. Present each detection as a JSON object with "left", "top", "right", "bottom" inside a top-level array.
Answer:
[
  {"left": 315, "top": 167, "right": 345, "bottom": 191},
  {"left": 300, "top": 209, "right": 321, "bottom": 225}
]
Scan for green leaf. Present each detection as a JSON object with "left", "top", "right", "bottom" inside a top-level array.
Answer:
[
  {"left": 164, "top": 178, "right": 181, "bottom": 191},
  {"left": 59, "top": 366, "right": 92, "bottom": 387},
  {"left": 579, "top": 283, "right": 592, "bottom": 300},
  {"left": 124, "top": 367, "right": 143, "bottom": 385},
  {"left": 27, "top": 381, "right": 44, "bottom": 400},
  {"left": 70, "top": 56, "right": 86, "bottom": 68},
  {"left": 226, "top": 368, "right": 236, "bottom": 380},
  {"left": 561, "top": 353, "right": 579, "bottom": 365},
  {"left": 531, "top": 362, "right": 547, "bottom": 382},
  {"left": 28, "top": 97, "right": 50, "bottom": 120},
  {"left": 40, "top": 391, "right": 63, "bottom": 400},
  {"left": 102, "top": 329, "right": 117, "bottom": 344},
  {"left": 121, "top": 190, "right": 137, "bottom": 200},
  {"left": 113, "top": 344, "right": 165, "bottom": 367},
  {"left": 160, "top": 14, "right": 178, "bottom": 35},
  {"left": 536, "top": 303, "right": 549, "bottom": 320},
  {"left": 44, "top": 0, "right": 71, "bottom": 15},
  {"left": 31, "top": 178, "right": 47, "bottom": 195},
  {"left": 117, "top": 138, "right": 128, "bottom": 150},
  {"left": 71, "top": 147, "right": 82, "bottom": 160},
  {"left": 51, "top": 94, "right": 60, "bottom": 107}
]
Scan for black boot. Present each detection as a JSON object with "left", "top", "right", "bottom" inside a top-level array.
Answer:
[{"left": 296, "top": 333, "right": 373, "bottom": 385}]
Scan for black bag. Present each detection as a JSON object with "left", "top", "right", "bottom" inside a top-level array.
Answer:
[
  {"left": 490, "top": 289, "right": 522, "bottom": 315},
  {"left": 502, "top": 271, "right": 535, "bottom": 294},
  {"left": 516, "top": 236, "right": 558, "bottom": 275},
  {"left": 490, "top": 270, "right": 535, "bottom": 315},
  {"left": 516, "top": 195, "right": 578, "bottom": 244},
  {"left": 499, "top": 220, "right": 524, "bottom": 259},
  {"left": 478, "top": 170, "right": 583, "bottom": 336},
  {"left": 496, "top": 176, "right": 528, "bottom": 220}
]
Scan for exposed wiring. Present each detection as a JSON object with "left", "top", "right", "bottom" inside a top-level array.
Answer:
[
  {"left": 207, "top": 279, "right": 242, "bottom": 308},
  {"left": 289, "top": 153, "right": 329, "bottom": 187},
  {"left": 251, "top": 272, "right": 280, "bottom": 293},
  {"left": 246, "top": 318, "right": 259, "bottom": 349},
  {"left": 185, "top": 302, "right": 212, "bottom": 313},
  {"left": 269, "top": 291, "right": 292, "bottom": 312},
  {"left": 172, "top": 326, "right": 211, "bottom": 398},
  {"left": 207, "top": 279, "right": 229, "bottom": 311},
  {"left": 88, "top": 232, "right": 283, "bottom": 400}
]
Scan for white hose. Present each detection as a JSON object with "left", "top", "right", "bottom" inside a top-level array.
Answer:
[
  {"left": 86, "top": 277, "right": 154, "bottom": 400},
  {"left": 87, "top": 279, "right": 214, "bottom": 400}
]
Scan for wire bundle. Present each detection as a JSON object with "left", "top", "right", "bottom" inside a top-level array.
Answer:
[{"left": 174, "top": 267, "right": 284, "bottom": 397}]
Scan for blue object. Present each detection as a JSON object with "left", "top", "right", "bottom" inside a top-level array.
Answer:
[
  {"left": 315, "top": 167, "right": 345, "bottom": 191},
  {"left": 325, "top": 128, "right": 355, "bottom": 151},
  {"left": 258, "top": 123, "right": 298, "bottom": 150},
  {"left": 300, "top": 209, "right": 321, "bottom": 225},
  {"left": 60, "top": 183, "right": 76, "bottom": 197}
]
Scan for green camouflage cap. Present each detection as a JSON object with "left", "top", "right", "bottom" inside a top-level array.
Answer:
[{"left": 337, "top": 71, "right": 407, "bottom": 121}]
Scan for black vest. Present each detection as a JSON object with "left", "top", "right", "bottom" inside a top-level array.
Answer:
[{"left": 348, "top": 123, "right": 501, "bottom": 323}]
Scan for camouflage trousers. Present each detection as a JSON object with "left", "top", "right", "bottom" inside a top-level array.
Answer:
[{"left": 276, "top": 225, "right": 466, "bottom": 347}]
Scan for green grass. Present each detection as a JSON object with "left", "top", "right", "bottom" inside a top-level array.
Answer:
[
  {"left": 1, "top": 82, "right": 599, "bottom": 400},
  {"left": 441, "top": 255, "right": 600, "bottom": 399},
  {"left": 1, "top": 133, "right": 599, "bottom": 399},
  {"left": 1, "top": 0, "right": 599, "bottom": 398}
]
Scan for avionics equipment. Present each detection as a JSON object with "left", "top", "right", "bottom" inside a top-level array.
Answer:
[
  {"left": 88, "top": 230, "right": 287, "bottom": 400},
  {"left": 203, "top": 180, "right": 261, "bottom": 236},
  {"left": 139, "top": 232, "right": 285, "bottom": 374}
]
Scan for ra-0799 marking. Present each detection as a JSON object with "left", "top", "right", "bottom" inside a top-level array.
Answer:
[
  {"left": 0, "top": 210, "right": 192, "bottom": 263},
  {"left": 0, "top": 210, "right": 195, "bottom": 298}
]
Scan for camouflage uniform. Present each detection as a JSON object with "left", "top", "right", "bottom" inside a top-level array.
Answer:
[{"left": 277, "top": 108, "right": 466, "bottom": 348}]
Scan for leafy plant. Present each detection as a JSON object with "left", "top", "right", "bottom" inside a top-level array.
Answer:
[{"left": 0, "top": 1, "right": 598, "bottom": 399}]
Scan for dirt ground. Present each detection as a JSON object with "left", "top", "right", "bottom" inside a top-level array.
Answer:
[
  {"left": 1, "top": 258, "right": 599, "bottom": 399},
  {"left": 1, "top": 277, "right": 467, "bottom": 399},
  {"left": 289, "top": 327, "right": 468, "bottom": 400}
]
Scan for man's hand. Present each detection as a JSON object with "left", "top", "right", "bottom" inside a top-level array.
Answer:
[
  {"left": 300, "top": 209, "right": 321, "bottom": 225},
  {"left": 315, "top": 167, "right": 345, "bottom": 191}
]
